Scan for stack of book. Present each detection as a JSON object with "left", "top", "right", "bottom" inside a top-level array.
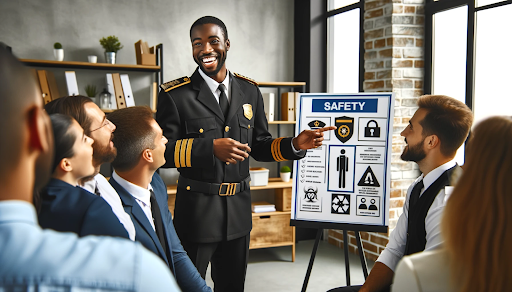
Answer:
[{"left": 251, "top": 201, "right": 276, "bottom": 213}]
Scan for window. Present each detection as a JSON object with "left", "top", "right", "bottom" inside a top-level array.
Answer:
[{"left": 327, "top": 0, "right": 363, "bottom": 93}]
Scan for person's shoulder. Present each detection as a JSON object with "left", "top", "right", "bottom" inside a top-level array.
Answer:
[
  {"left": 160, "top": 76, "right": 191, "bottom": 92},
  {"left": 233, "top": 72, "right": 258, "bottom": 86}
]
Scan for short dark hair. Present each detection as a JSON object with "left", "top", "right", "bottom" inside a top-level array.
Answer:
[
  {"left": 49, "top": 114, "right": 76, "bottom": 172},
  {"left": 108, "top": 106, "right": 156, "bottom": 172},
  {"left": 417, "top": 95, "right": 473, "bottom": 157},
  {"left": 190, "top": 16, "right": 228, "bottom": 40},
  {"left": 44, "top": 95, "right": 94, "bottom": 136}
]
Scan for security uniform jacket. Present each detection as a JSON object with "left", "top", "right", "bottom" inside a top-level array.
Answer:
[
  {"left": 38, "top": 178, "right": 129, "bottom": 239},
  {"left": 110, "top": 172, "right": 211, "bottom": 292},
  {"left": 156, "top": 68, "right": 306, "bottom": 244}
]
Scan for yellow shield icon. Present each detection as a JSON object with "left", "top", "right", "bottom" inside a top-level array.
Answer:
[{"left": 243, "top": 104, "right": 253, "bottom": 120}]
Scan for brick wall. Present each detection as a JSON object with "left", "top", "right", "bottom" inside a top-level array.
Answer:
[{"left": 328, "top": 0, "right": 425, "bottom": 262}]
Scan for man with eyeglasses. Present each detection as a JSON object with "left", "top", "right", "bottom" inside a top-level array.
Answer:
[{"left": 45, "top": 96, "right": 136, "bottom": 241}]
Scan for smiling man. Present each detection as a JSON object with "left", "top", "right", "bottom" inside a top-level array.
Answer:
[
  {"left": 156, "top": 16, "right": 335, "bottom": 292},
  {"left": 358, "top": 95, "right": 473, "bottom": 292}
]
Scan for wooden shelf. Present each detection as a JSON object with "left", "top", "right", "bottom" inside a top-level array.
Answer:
[
  {"left": 20, "top": 59, "right": 161, "bottom": 72},
  {"left": 258, "top": 81, "right": 306, "bottom": 87},
  {"left": 268, "top": 120, "right": 296, "bottom": 125},
  {"left": 167, "top": 177, "right": 292, "bottom": 195},
  {"left": 251, "top": 210, "right": 291, "bottom": 217},
  {"left": 249, "top": 241, "right": 295, "bottom": 249}
]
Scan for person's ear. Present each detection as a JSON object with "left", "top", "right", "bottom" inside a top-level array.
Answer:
[
  {"left": 28, "top": 106, "right": 50, "bottom": 153},
  {"left": 142, "top": 149, "right": 154, "bottom": 163},
  {"left": 225, "top": 39, "right": 230, "bottom": 51},
  {"left": 59, "top": 158, "right": 72, "bottom": 172},
  {"left": 425, "top": 135, "right": 439, "bottom": 149}
]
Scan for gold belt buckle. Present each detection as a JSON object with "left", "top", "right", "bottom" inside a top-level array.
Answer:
[{"left": 219, "top": 183, "right": 237, "bottom": 196}]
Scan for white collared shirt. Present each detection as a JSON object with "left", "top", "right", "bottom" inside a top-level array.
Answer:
[
  {"left": 198, "top": 68, "right": 231, "bottom": 104},
  {"left": 112, "top": 171, "right": 156, "bottom": 232},
  {"left": 81, "top": 173, "right": 136, "bottom": 241},
  {"left": 377, "top": 160, "right": 457, "bottom": 272}
]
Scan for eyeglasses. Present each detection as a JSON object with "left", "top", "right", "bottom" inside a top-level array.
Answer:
[{"left": 90, "top": 118, "right": 114, "bottom": 133}]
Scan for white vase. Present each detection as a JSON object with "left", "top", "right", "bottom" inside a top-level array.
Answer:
[
  {"left": 280, "top": 172, "right": 291, "bottom": 182},
  {"left": 53, "top": 49, "right": 64, "bottom": 61}
]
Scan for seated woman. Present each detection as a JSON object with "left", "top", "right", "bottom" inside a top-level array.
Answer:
[
  {"left": 38, "top": 113, "right": 129, "bottom": 239},
  {"left": 392, "top": 116, "right": 512, "bottom": 292}
]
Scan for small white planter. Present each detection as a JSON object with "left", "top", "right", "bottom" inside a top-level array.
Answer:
[
  {"left": 280, "top": 172, "right": 291, "bottom": 182},
  {"left": 53, "top": 49, "right": 64, "bottom": 61}
]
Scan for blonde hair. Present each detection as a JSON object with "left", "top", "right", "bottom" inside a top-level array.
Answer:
[{"left": 442, "top": 116, "right": 512, "bottom": 292}]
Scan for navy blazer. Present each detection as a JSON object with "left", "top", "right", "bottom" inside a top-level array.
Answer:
[
  {"left": 38, "top": 178, "right": 129, "bottom": 239},
  {"left": 110, "top": 172, "right": 210, "bottom": 292}
]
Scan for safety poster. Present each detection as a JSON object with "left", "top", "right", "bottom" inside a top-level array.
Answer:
[{"left": 291, "top": 93, "right": 394, "bottom": 229}]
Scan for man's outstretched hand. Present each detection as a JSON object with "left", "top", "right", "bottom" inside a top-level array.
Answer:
[
  {"left": 293, "top": 126, "right": 337, "bottom": 150},
  {"left": 213, "top": 138, "right": 251, "bottom": 165}
]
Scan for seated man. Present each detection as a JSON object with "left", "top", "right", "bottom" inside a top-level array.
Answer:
[
  {"left": 107, "top": 106, "right": 211, "bottom": 292},
  {"left": 359, "top": 95, "right": 473, "bottom": 292},
  {"left": 0, "top": 46, "right": 178, "bottom": 291}
]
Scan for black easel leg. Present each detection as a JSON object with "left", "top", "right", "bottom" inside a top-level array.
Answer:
[
  {"left": 301, "top": 228, "right": 323, "bottom": 292},
  {"left": 355, "top": 231, "right": 369, "bottom": 279},
  {"left": 343, "top": 230, "right": 351, "bottom": 286}
]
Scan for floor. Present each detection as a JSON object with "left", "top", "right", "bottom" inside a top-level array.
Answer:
[{"left": 205, "top": 240, "right": 375, "bottom": 292}]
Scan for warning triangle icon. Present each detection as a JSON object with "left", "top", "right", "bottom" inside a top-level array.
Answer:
[{"left": 358, "top": 166, "right": 380, "bottom": 187}]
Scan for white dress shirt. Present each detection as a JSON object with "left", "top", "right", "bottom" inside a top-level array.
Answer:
[
  {"left": 81, "top": 173, "right": 136, "bottom": 241},
  {"left": 112, "top": 171, "right": 156, "bottom": 231},
  {"left": 377, "top": 160, "right": 456, "bottom": 272}
]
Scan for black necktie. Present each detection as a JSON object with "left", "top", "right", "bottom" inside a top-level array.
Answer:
[
  {"left": 150, "top": 190, "right": 168, "bottom": 256},
  {"left": 409, "top": 180, "right": 424, "bottom": 209},
  {"left": 218, "top": 83, "right": 229, "bottom": 119}
]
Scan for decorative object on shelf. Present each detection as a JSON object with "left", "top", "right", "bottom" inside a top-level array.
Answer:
[
  {"left": 99, "top": 88, "right": 113, "bottom": 109},
  {"left": 53, "top": 42, "right": 64, "bottom": 61},
  {"left": 249, "top": 167, "right": 269, "bottom": 186},
  {"left": 99, "top": 35, "right": 123, "bottom": 64},
  {"left": 280, "top": 165, "right": 291, "bottom": 182},
  {"left": 85, "top": 84, "right": 98, "bottom": 104},
  {"left": 134, "top": 40, "right": 156, "bottom": 65},
  {"left": 87, "top": 55, "right": 97, "bottom": 63}
]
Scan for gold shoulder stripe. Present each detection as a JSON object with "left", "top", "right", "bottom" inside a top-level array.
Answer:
[
  {"left": 161, "top": 76, "right": 191, "bottom": 92},
  {"left": 233, "top": 72, "right": 258, "bottom": 86}
]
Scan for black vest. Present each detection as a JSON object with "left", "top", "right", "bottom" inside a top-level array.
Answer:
[{"left": 404, "top": 164, "right": 462, "bottom": 256}]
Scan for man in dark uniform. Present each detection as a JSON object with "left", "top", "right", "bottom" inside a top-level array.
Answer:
[{"left": 156, "top": 16, "right": 335, "bottom": 292}]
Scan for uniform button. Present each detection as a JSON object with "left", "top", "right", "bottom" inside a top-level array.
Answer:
[
  {"left": 199, "top": 128, "right": 204, "bottom": 133},
  {"left": 248, "top": 125, "right": 251, "bottom": 129},
  {"left": 225, "top": 126, "right": 230, "bottom": 132},
  {"left": 186, "top": 186, "right": 191, "bottom": 191}
]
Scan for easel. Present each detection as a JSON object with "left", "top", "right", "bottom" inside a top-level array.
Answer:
[{"left": 291, "top": 220, "right": 387, "bottom": 292}]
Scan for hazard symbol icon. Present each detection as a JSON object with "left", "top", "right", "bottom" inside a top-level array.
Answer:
[
  {"left": 331, "top": 194, "right": 350, "bottom": 214},
  {"left": 357, "top": 166, "right": 380, "bottom": 187}
]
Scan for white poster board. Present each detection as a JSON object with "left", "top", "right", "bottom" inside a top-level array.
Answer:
[{"left": 291, "top": 93, "right": 394, "bottom": 232}]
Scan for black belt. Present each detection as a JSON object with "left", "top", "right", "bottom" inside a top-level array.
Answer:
[{"left": 178, "top": 175, "right": 251, "bottom": 196}]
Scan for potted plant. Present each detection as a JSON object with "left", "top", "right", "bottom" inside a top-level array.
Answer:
[
  {"left": 280, "top": 165, "right": 291, "bottom": 182},
  {"left": 53, "top": 42, "right": 64, "bottom": 61},
  {"left": 99, "top": 35, "right": 123, "bottom": 64},
  {"left": 84, "top": 84, "right": 98, "bottom": 104}
]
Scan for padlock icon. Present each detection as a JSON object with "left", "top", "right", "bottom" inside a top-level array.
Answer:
[{"left": 364, "top": 120, "right": 380, "bottom": 137}]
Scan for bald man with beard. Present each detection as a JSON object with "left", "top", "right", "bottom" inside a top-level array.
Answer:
[{"left": 0, "top": 46, "right": 179, "bottom": 291}]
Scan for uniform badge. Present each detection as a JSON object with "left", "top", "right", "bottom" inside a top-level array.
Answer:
[
  {"left": 243, "top": 104, "right": 253, "bottom": 120},
  {"left": 335, "top": 116, "right": 354, "bottom": 143}
]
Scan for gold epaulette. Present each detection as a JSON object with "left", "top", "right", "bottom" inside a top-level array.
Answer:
[
  {"left": 174, "top": 138, "right": 194, "bottom": 168},
  {"left": 161, "top": 77, "right": 191, "bottom": 92},
  {"left": 233, "top": 72, "right": 258, "bottom": 86},
  {"left": 271, "top": 137, "right": 287, "bottom": 162}
]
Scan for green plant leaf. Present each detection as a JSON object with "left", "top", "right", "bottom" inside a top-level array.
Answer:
[
  {"left": 280, "top": 165, "right": 291, "bottom": 173},
  {"left": 54, "top": 42, "right": 62, "bottom": 49}
]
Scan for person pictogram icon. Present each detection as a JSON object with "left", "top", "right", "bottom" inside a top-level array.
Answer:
[
  {"left": 337, "top": 149, "right": 349, "bottom": 189},
  {"left": 369, "top": 198, "right": 378, "bottom": 210},
  {"left": 359, "top": 198, "right": 368, "bottom": 209}
]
